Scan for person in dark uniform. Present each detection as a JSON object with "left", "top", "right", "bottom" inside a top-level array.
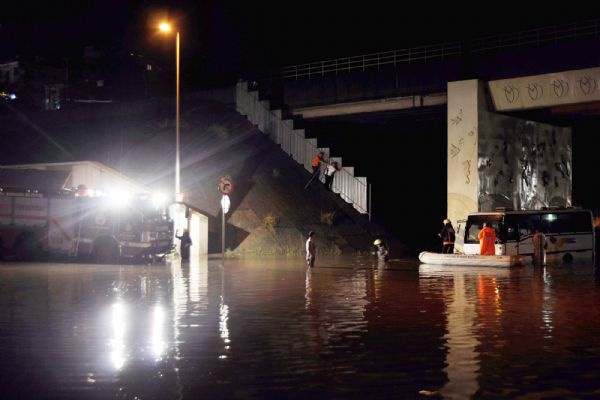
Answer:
[
  {"left": 439, "top": 219, "right": 455, "bottom": 254},
  {"left": 374, "top": 239, "right": 389, "bottom": 262},
  {"left": 176, "top": 230, "right": 192, "bottom": 261}
]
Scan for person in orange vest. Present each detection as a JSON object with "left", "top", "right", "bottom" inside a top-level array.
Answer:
[
  {"left": 478, "top": 222, "right": 497, "bottom": 255},
  {"left": 311, "top": 151, "right": 325, "bottom": 175},
  {"left": 304, "top": 151, "right": 326, "bottom": 189}
]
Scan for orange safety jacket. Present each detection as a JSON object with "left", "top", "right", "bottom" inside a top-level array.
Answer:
[
  {"left": 478, "top": 227, "right": 497, "bottom": 255},
  {"left": 312, "top": 154, "right": 322, "bottom": 168}
]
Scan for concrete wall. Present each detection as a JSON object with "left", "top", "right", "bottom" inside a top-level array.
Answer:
[
  {"left": 447, "top": 80, "right": 481, "bottom": 225},
  {"left": 478, "top": 112, "right": 571, "bottom": 211},
  {"left": 488, "top": 66, "right": 600, "bottom": 111},
  {"left": 447, "top": 80, "right": 572, "bottom": 224}
]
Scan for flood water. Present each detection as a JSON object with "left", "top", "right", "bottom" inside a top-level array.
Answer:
[{"left": 1, "top": 256, "right": 600, "bottom": 399}]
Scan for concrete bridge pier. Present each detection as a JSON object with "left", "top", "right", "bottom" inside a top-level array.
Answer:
[{"left": 447, "top": 79, "right": 572, "bottom": 225}]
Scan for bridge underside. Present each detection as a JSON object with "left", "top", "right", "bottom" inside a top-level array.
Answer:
[
  {"left": 292, "top": 66, "right": 600, "bottom": 235},
  {"left": 293, "top": 93, "right": 446, "bottom": 119},
  {"left": 447, "top": 66, "right": 600, "bottom": 224}
]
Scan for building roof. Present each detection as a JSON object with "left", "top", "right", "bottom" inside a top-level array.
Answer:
[
  {"left": 0, "top": 168, "right": 71, "bottom": 192},
  {"left": 0, "top": 161, "right": 149, "bottom": 194}
]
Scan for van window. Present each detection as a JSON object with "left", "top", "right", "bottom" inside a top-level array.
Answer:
[
  {"left": 465, "top": 215, "right": 501, "bottom": 244},
  {"left": 503, "top": 215, "right": 519, "bottom": 241},
  {"left": 541, "top": 212, "right": 592, "bottom": 234},
  {"left": 571, "top": 212, "right": 593, "bottom": 233},
  {"left": 515, "top": 214, "right": 543, "bottom": 237}
]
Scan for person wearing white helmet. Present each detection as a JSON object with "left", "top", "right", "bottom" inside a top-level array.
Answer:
[
  {"left": 438, "top": 219, "right": 455, "bottom": 254},
  {"left": 373, "top": 238, "right": 389, "bottom": 262}
]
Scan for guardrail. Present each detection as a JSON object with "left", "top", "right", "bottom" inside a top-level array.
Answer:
[
  {"left": 276, "top": 18, "right": 600, "bottom": 81},
  {"left": 236, "top": 81, "right": 369, "bottom": 215},
  {"left": 281, "top": 41, "right": 462, "bottom": 80},
  {"left": 471, "top": 18, "right": 600, "bottom": 53}
]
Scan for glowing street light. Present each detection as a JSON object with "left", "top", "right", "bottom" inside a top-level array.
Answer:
[
  {"left": 157, "top": 21, "right": 181, "bottom": 202},
  {"left": 158, "top": 22, "right": 172, "bottom": 33}
]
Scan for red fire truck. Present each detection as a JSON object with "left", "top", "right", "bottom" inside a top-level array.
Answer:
[{"left": 0, "top": 188, "right": 173, "bottom": 262}]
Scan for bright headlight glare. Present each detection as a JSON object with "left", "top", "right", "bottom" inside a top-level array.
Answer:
[
  {"left": 106, "top": 190, "right": 132, "bottom": 208},
  {"left": 152, "top": 193, "right": 167, "bottom": 208}
]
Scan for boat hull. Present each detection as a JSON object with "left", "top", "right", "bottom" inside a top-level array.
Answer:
[{"left": 418, "top": 251, "right": 526, "bottom": 267}]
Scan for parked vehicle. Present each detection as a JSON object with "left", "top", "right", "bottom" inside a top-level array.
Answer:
[
  {"left": 454, "top": 208, "right": 595, "bottom": 263},
  {"left": 0, "top": 189, "right": 173, "bottom": 262}
]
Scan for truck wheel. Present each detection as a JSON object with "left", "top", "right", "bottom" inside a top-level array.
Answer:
[{"left": 92, "top": 237, "right": 120, "bottom": 264}]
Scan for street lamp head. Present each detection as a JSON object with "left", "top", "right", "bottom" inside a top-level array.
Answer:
[{"left": 158, "top": 22, "right": 172, "bottom": 33}]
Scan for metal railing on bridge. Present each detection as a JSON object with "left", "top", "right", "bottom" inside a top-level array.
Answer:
[
  {"left": 471, "top": 18, "right": 600, "bottom": 53},
  {"left": 236, "top": 81, "right": 369, "bottom": 215},
  {"left": 277, "top": 18, "right": 600, "bottom": 81},
  {"left": 281, "top": 41, "right": 462, "bottom": 80}
]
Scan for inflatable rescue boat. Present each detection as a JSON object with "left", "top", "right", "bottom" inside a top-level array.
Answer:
[{"left": 418, "top": 251, "right": 526, "bottom": 267}]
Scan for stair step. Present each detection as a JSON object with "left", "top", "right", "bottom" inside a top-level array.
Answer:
[{"left": 236, "top": 80, "right": 369, "bottom": 215}]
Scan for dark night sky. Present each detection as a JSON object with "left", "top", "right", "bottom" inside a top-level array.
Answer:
[
  {"left": 2, "top": 1, "right": 598, "bottom": 86},
  {"left": 2, "top": 2, "right": 600, "bottom": 241}
]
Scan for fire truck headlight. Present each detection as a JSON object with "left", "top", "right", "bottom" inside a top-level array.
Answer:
[
  {"left": 152, "top": 193, "right": 167, "bottom": 208},
  {"left": 107, "top": 190, "right": 132, "bottom": 208}
]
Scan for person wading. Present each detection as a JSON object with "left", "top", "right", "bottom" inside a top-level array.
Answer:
[
  {"left": 373, "top": 239, "right": 389, "bottom": 262},
  {"left": 176, "top": 230, "right": 192, "bottom": 261},
  {"left": 306, "top": 231, "right": 316, "bottom": 268}
]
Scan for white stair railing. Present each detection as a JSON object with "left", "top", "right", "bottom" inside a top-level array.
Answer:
[{"left": 236, "top": 81, "right": 369, "bottom": 214}]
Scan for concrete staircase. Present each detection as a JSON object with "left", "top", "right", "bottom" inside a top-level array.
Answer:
[{"left": 236, "top": 81, "right": 369, "bottom": 215}]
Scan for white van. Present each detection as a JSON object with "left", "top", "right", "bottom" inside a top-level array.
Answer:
[{"left": 455, "top": 209, "right": 595, "bottom": 263}]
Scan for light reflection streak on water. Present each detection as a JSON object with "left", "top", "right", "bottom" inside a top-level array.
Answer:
[
  {"left": 170, "top": 259, "right": 187, "bottom": 400},
  {"left": 440, "top": 274, "right": 480, "bottom": 400},
  {"left": 542, "top": 267, "right": 554, "bottom": 338},
  {"left": 219, "top": 266, "right": 230, "bottom": 358},
  {"left": 109, "top": 302, "right": 127, "bottom": 370},
  {"left": 304, "top": 268, "right": 312, "bottom": 309},
  {"left": 152, "top": 305, "right": 166, "bottom": 360},
  {"left": 189, "top": 258, "right": 200, "bottom": 303},
  {"left": 140, "top": 276, "right": 148, "bottom": 298},
  {"left": 170, "top": 260, "right": 187, "bottom": 356},
  {"left": 477, "top": 276, "right": 503, "bottom": 318}
]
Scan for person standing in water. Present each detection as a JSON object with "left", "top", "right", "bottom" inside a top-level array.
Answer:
[{"left": 306, "top": 231, "right": 316, "bottom": 268}]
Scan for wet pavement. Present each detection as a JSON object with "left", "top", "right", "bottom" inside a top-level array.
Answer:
[{"left": 1, "top": 256, "right": 600, "bottom": 399}]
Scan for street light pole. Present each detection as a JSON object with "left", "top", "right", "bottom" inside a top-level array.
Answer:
[
  {"left": 158, "top": 22, "right": 184, "bottom": 253},
  {"left": 158, "top": 22, "right": 181, "bottom": 202},
  {"left": 175, "top": 31, "right": 180, "bottom": 200}
]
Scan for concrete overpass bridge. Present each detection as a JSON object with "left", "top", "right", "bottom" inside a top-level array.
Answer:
[{"left": 237, "top": 19, "right": 600, "bottom": 249}]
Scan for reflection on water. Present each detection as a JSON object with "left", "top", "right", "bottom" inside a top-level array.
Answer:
[
  {"left": 109, "top": 302, "right": 127, "bottom": 370},
  {"left": 541, "top": 268, "right": 554, "bottom": 339},
  {"left": 1, "top": 258, "right": 600, "bottom": 398},
  {"left": 440, "top": 274, "right": 480, "bottom": 400},
  {"left": 219, "top": 265, "right": 231, "bottom": 359},
  {"left": 152, "top": 305, "right": 166, "bottom": 360}
]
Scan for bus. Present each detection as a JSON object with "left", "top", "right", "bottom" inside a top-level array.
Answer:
[{"left": 455, "top": 208, "right": 595, "bottom": 263}]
